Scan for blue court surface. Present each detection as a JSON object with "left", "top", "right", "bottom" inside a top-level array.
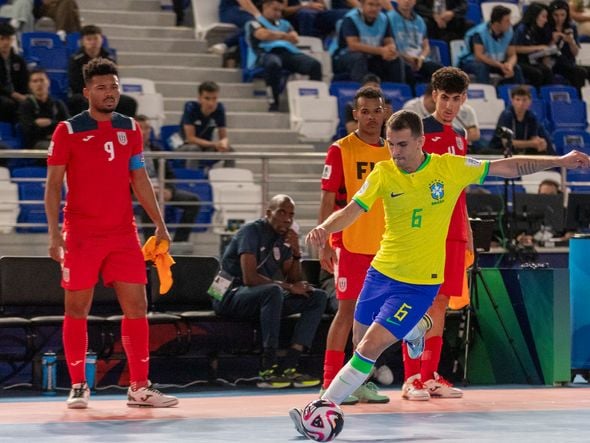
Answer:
[{"left": 1, "top": 385, "right": 589, "bottom": 442}]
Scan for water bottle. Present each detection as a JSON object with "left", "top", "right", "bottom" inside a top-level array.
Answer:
[
  {"left": 41, "top": 351, "right": 57, "bottom": 395},
  {"left": 85, "top": 351, "right": 97, "bottom": 391}
]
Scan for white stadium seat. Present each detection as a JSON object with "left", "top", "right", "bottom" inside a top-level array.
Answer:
[
  {"left": 287, "top": 80, "right": 338, "bottom": 142},
  {"left": 193, "top": 0, "right": 237, "bottom": 42}
]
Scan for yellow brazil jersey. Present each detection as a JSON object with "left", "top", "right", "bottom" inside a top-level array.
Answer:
[{"left": 353, "top": 153, "right": 490, "bottom": 285}]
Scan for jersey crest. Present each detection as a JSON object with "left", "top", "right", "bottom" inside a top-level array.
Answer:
[
  {"left": 429, "top": 180, "right": 445, "bottom": 203},
  {"left": 117, "top": 131, "right": 128, "bottom": 146}
]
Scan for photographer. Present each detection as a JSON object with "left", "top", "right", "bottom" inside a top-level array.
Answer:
[{"left": 489, "top": 85, "right": 554, "bottom": 155}]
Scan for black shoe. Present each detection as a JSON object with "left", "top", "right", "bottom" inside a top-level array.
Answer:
[{"left": 257, "top": 365, "right": 291, "bottom": 389}]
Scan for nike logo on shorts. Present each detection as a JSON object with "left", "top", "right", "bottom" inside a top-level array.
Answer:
[{"left": 390, "top": 192, "right": 404, "bottom": 198}]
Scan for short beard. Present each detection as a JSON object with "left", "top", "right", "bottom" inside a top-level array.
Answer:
[{"left": 93, "top": 102, "right": 117, "bottom": 115}]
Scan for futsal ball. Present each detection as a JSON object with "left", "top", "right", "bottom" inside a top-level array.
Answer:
[{"left": 301, "top": 398, "right": 344, "bottom": 442}]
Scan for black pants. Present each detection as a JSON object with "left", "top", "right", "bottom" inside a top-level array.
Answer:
[{"left": 141, "top": 188, "right": 200, "bottom": 243}]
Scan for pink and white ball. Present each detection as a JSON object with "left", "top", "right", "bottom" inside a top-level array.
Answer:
[{"left": 301, "top": 398, "right": 344, "bottom": 442}]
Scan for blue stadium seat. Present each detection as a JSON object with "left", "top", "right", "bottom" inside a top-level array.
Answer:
[
  {"left": 0, "top": 122, "right": 20, "bottom": 149},
  {"left": 497, "top": 84, "right": 539, "bottom": 106},
  {"left": 159, "top": 124, "right": 182, "bottom": 151},
  {"left": 547, "top": 100, "right": 587, "bottom": 132},
  {"left": 540, "top": 85, "right": 579, "bottom": 103},
  {"left": 551, "top": 129, "right": 590, "bottom": 155},
  {"left": 428, "top": 39, "right": 451, "bottom": 66},
  {"left": 467, "top": 0, "right": 483, "bottom": 24},
  {"left": 381, "top": 82, "right": 413, "bottom": 111},
  {"left": 529, "top": 99, "right": 547, "bottom": 126},
  {"left": 567, "top": 168, "right": 590, "bottom": 193},
  {"left": 21, "top": 32, "right": 68, "bottom": 70},
  {"left": 414, "top": 82, "right": 428, "bottom": 97},
  {"left": 481, "top": 174, "right": 525, "bottom": 196},
  {"left": 11, "top": 167, "right": 49, "bottom": 233},
  {"left": 171, "top": 168, "right": 213, "bottom": 232},
  {"left": 47, "top": 70, "right": 69, "bottom": 101},
  {"left": 330, "top": 81, "right": 360, "bottom": 138}
]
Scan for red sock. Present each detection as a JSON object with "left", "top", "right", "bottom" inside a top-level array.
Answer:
[
  {"left": 121, "top": 317, "right": 150, "bottom": 389},
  {"left": 63, "top": 316, "right": 88, "bottom": 385},
  {"left": 322, "top": 350, "right": 345, "bottom": 389},
  {"left": 402, "top": 342, "right": 421, "bottom": 381},
  {"left": 420, "top": 336, "right": 443, "bottom": 382}
]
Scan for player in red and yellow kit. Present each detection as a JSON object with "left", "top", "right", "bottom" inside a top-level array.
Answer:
[
  {"left": 319, "top": 87, "right": 391, "bottom": 404},
  {"left": 45, "top": 58, "right": 178, "bottom": 409},
  {"left": 401, "top": 67, "right": 470, "bottom": 400}
]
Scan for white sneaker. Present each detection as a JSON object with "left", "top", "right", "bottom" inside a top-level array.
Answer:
[
  {"left": 401, "top": 374, "right": 430, "bottom": 401},
  {"left": 67, "top": 382, "right": 90, "bottom": 409},
  {"left": 208, "top": 43, "right": 227, "bottom": 55},
  {"left": 424, "top": 372, "right": 463, "bottom": 398},
  {"left": 127, "top": 382, "right": 179, "bottom": 408}
]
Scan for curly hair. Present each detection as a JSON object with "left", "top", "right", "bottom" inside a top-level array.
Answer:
[
  {"left": 83, "top": 57, "right": 118, "bottom": 85},
  {"left": 431, "top": 67, "right": 470, "bottom": 94}
]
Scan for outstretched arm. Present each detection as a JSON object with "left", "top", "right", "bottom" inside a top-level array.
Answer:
[
  {"left": 488, "top": 150, "right": 590, "bottom": 178},
  {"left": 306, "top": 200, "right": 364, "bottom": 249}
]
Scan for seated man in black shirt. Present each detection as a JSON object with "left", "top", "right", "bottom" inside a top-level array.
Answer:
[
  {"left": 18, "top": 68, "right": 70, "bottom": 161},
  {"left": 214, "top": 194, "right": 327, "bottom": 388}
]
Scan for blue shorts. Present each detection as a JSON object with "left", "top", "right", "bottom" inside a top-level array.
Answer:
[{"left": 354, "top": 267, "right": 440, "bottom": 340}]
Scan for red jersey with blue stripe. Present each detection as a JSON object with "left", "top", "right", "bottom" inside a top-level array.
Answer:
[
  {"left": 422, "top": 115, "right": 468, "bottom": 242},
  {"left": 48, "top": 111, "right": 144, "bottom": 234}
]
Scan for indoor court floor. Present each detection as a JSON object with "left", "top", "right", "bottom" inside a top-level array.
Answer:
[{"left": 1, "top": 385, "right": 590, "bottom": 442}]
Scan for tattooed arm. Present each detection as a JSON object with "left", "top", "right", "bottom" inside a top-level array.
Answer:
[{"left": 488, "top": 150, "right": 590, "bottom": 178}]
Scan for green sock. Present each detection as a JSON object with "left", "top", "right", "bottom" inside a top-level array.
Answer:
[{"left": 321, "top": 351, "right": 375, "bottom": 405}]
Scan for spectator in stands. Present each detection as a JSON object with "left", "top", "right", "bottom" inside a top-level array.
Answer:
[
  {"left": 136, "top": 115, "right": 200, "bottom": 244},
  {"left": 332, "top": 0, "right": 359, "bottom": 8},
  {"left": 38, "top": 0, "right": 81, "bottom": 39},
  {"left": 68, "top": 25, "right": 137, "bottom": 117},
  {"left": 387, "top": 0, "right": 443, "bottom": 92},
  {"left": 0, "top": 0, "right": 35, "bottom": 33},
  {"left": 209, "top": 0, "right": 262, "bottom": 55},
  {"left": 489, "top": 85, "right": 554, "bottom": 155},
  {"left": 282, "top": 0, "right": 348, "bottom": 38},
  {"left": 344, "top": 74, "right": 393, "bottom": 135},
  {"left": 513, "top": 2, "right": 556, "bottom": 89},
  {"left": 247, "top": 0, "right": 322, "bottom": 111},
  {"left": 460, "top": 5, "right": 524, "bottom": 85},
  {"left": 414, "top": 0, "right": 472, "bottom": 42},
  {"left": 569, "top": 0, "right": 590, "bottom": 38},
  {"left": 213, "top": 194, "right": 327, "bottom": 389},
  {"left": 403, "top": 83, "right": 480, "bottom": 143},
  {"left": 0, "top": 23, "right": 28, "bottom": 124},
  {"left": 548, "top": 0, "right": 590, "bottom": 93},
  {"left": 332, "top": 0, "right": 404, "bottom": 84},
  {"left": 538, "top": 178, "right": 561, "bottom": 194},
  {"left": 178, "top": 81, "right": 235, "bottom": 170},
  {"left": 18, "top": 68, "right": 69, "bottom": 163}
]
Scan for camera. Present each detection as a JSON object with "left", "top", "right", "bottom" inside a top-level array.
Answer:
[{"left": 495, "top": 126, "right": 514, "bottom": 139}]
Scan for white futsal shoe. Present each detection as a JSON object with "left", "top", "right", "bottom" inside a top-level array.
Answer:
[
  {"left": 67, "top": 382, "right": 90, "bottom": 409},
  {"left": 127, "top": 381, "right": 179, "bottom": 407}
]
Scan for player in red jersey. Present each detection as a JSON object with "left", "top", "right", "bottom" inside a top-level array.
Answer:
[
  {"left": 401, "top": 67, "right": 469, "bottom": 401},
  {"left": 44, "top": 58, "right": 179, "bottom": 409}
]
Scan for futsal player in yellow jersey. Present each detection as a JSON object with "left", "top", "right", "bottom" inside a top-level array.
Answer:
[{"left": 290, "top": 109, "right": 590, "bottom": 439}]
